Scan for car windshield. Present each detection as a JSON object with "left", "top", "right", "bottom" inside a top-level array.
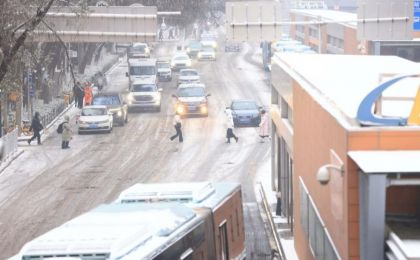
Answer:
[
  {"left": 175, "top": 56, "right": 188, "bottom": 60},
  {"left": 232, "top": 101, "right": 258, "bottom": 110},
  {"left": 202, "top": 47, "right": 214, "bottom": 52},
  {"left": 189, "top": 42, "right": 201, "bottom": 49},
  {"left": 181, "top": 70, "right": 198, "bottom": 76},
  {"left": 130, "top": 66, "right": 156, "bottom": 76},
  {"left": 177, "top": 87, "right": 205, "bottom": 97},
  {"left": 93, "top": 95, "right": 121, "bottom": 105},
  {"left": 132, "top": 84, "right": 156, "bottom": 92},
  {"left": 130, "top": 45, "right": 146, "bottom": 52},
  {"left": 81, "top": 108, "right": 107, "bottom": 116},
  {"left": 157, "top": 62, "right": 170, "bottom": 68}
]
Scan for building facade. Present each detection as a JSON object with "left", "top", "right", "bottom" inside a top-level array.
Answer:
[
  {"left": 289, "top": 9, "right": 420, "bottom": 61},
  {"left": 271, "top": 53, "right": 420, "bottom": 259}
]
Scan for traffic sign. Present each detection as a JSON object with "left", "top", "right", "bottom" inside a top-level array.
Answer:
[{"left": 414, "top": 0, "right": 420, "bottom": 31}]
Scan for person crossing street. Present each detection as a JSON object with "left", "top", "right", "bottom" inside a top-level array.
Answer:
[
  {"left": 225, "top": 108, "right": 238, "bottom": 143},
  {"left": 169, "top": 114, "right": 183, "bottom": 143}
]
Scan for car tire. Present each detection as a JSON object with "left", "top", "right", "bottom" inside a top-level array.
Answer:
[{"left": 125, "top": 113, "right": 128, "bottom": 123}]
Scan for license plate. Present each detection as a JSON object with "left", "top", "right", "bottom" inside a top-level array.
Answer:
[
  {"left": 89, "top": 124, "right": 98, "bottom": 128},
  {"left": 188, "top": 106, "right": 197, "bottom": 111}
]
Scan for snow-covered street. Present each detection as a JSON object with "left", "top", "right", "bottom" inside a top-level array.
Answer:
[{"left": 0, "top": 41, "right": 273, "bottom": 259}]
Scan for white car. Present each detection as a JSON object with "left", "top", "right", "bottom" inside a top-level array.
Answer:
[
  {"left": 172, "top": 83, "right": 210, "bottom": 117},
  {"left": 171, "top": 53, "right": 192, "bottom": 71},
  {"left": 197, "top": 46, "right": 216, "bottom": 61},
  {"left": 177, "top": 69, "right": 200, "bottom": 86},
  {"left": 127, "top": 42, "right": 151, "bottom": 59},
  {"left": 127, "top": 78, "right": 162, "bottom": 112},
  {"left": 78, "top": 105, "right": 113, "bottom": 134}
]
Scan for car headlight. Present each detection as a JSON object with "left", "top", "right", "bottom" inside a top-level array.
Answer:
[
  {"left": 186, "top": 47, "right": 191, "bottom": 53},
  {"left": 117, "top": 110, "right": 122, "bottom": 117},
  {"left": 186, "top": 60, "right": 191, "bottom": 66},
  {"left": 200, "top": 106, "right": 208, "bottom": 114},
  {"left": 198, "top": 53, "right": 202, "bottom": 58},
  {"left": 145, "top": 48, "right": 150, "bottom": 54},
  {"left": 176, "top": 105, "right": 185, "bottom": 114},
  {"left": 171, "top": 61, "right": 176, "bottom": 67},
  {"left": 212, "top": 42, "right": 217, "bottom": 48}
]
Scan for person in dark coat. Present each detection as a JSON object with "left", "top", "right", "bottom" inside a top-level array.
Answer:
[
  {"left": 76, "top": 82, "right": 84, "bottom": 109},
  {"left": 169, "top": 114, "right": 183, "bottom": 142},
  {"left": 28, "top": 112, "right": 43, "bottom": 145}
]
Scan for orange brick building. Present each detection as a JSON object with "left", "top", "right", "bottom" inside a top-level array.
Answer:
[
  {"left": 271, "top": 53, "right": 420, "bottom": 259},
  {"left": 289, "top": 9, "right": 420, "bottom": 61}
]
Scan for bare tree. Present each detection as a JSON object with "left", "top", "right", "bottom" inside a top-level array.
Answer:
[{"left": 0, "top": 0, "right": 56, "bottom": 87}]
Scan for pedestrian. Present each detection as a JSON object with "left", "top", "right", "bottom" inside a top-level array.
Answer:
[
  {"left": 61, "top": 115, "right": 72, "bottom": 149},
  {"left": 97, "top": 72, "right": 104, "bottom": 91},
  {"left": 168, "top": 28, "right": 174, "bottom": 40},
  {"left": 76, "top": 82, "right": 84, "bottom": 109},
  {"left": 84, "top": 82, "right": 93, "bottom": 106},
  {"left": 159, "top": 29, "right": 163, "bottom": 40},
  {"left": 169, "top": 114, "right": 183, "bottom": 142},
  {"left": 225, "top": 108, "right": 238, "bottom": 143},
  {"left": 28, "top": 112, "right": 43, "bottom": 145},
  {"left": 259, "top": 109, "right": 270, "bottom": 143}
]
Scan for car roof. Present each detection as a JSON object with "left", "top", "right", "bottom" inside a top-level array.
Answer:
[
  {"left": 180, "top": 69, "right": 198, "bottom": 73},
  {"left": 232, "top": 99, "right": 258, "bottom": 104},
  {"left": 128, "top": 58, "right": 156, "bottom": 66},
  {"left": 132, "top": 42, "right": 148, "bottom": 47},
  {"left": 178, "top": 83, "right": 205, "bottom": 89},
  {"left": 173, "top": 52, "right": 189, "bottom": 57},
  {"left": 82, "top": 105, "right": 108, "bottom": 109}
]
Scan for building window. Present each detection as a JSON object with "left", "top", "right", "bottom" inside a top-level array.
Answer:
[{"left": 299, "top": 178, "right": 340, "bottom": 260}]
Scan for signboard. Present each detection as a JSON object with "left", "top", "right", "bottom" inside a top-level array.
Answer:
[
  {"left": 357, "top": 0, "right": 413, "bottom": 41},
  {"left": 414, "top": 0, "right": 420, "bottom": 31},
  {"left": 225, "top": 1, "right": 285, "bottom": 42}
]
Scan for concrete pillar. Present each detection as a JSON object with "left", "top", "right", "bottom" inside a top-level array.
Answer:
[{"left": 359, "top": 172, "right": 387, "bottom": 260}]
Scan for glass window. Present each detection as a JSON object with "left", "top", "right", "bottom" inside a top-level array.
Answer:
[
  {"left": 175, "top": 56, "right": 189, "bottom": 60},
  {"left": 132, "top": 84, "right": 156, "bottom": 92},
  {"left": 177, "top": 87, "right": 205, "bottom": 97},
  {"left": 81, "top": 108, "right": 107, "bottom": 116},
  {"left": 92, "top": 95, "right": 121, "bottom": 105},
  {"left": 130, "top": 66, "right": 156, "bottom": 76},
  {"left": 231, "top": 101, "right": 258, "bottom": 110},
  {"left": 181, "top": 70, "right": 198, "bottom": 76},
  {"left": 157, "top": 62, "right": 170, "bottom": 68},
  {"left": 130, "top": 45, "right": 146, "bottom": 52}
]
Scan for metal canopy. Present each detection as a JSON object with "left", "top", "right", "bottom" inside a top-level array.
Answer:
[{"left": 348, "top": 150, "right": 420, "bottom": 174}]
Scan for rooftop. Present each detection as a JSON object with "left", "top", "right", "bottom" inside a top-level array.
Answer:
[{"left": 272, "top": 53, "right": 420, "bottom": 128}]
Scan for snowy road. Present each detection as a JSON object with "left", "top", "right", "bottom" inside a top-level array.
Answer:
[{"left": 0, "top": 42, "right": 272, "bottom": 259}]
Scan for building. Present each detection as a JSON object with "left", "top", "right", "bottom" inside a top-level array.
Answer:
[
  {"left": 271, "top": 53, "right": 420, "bottom": 259},
  {"left": 289, "top": 9, "right": 420, "bottom": 61}
]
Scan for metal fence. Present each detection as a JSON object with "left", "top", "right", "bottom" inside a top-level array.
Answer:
[
  {"left": 0, "top": 127, "right": 18, "bottom": 163},
  {"left": 39, "top": 101, "right": 67, "bottom": 128}
]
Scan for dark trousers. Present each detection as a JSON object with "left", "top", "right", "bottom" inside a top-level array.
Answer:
[
  {"left": 226, "top": 128, "right": 237, "bottom": 143},
  {"left": 29, "top": 131, "right": 41, "bottom": 144},
  {"left": 61, "top": 141, "right": 70, "bottom": 149},
  {"left": 77, "top": 95, "right": 84, "bottom": 108},
  {"left": 170, "top": 125, "right": 183, "bottom": 142}
]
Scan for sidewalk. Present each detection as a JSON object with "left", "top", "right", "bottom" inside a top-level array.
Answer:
[{"left": 255, "top": 156, "right": 299, "bottom": 260}]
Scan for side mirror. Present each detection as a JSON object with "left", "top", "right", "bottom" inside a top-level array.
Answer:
[
  {"left": 171, "top": 94, "right": 178, "bottom": 98},
  {"left": 206, "top": 93, "right": 211, "bottom": 97},
  {"left": 125, "top": 72, "right": 129, "bottom": 77},
  {"left": 259, "top": 106, "right": 263, "bottom": 110},
  {"left": 158, "top": 88, "right": 163, "bottom": 92}
]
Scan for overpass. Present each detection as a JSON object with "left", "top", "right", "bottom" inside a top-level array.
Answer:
[{"left": 28, "top": 6, "right": 164, "bottom": 43}]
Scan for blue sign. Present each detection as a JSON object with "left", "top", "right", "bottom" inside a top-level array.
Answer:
[
  {"left": 27, "top": 73, "right": 35, "bottom": 97},
  {"left": 414, "top": 0, "right": 420, "bottom": 31}
]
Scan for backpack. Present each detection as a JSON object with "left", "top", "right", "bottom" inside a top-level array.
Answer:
[{"left": 57, "top": 122, "right": 64, "bottom": 134}]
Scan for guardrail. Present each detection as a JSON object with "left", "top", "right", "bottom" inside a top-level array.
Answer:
[
  {"left": 259, "top": 182, "right": 286, "bottom": 260},
  {"left": 0, "top": 127, "right": 18, "bottom": 163},
  {"left": 39, "top": 101, "right": 67, "bottom": 128}
]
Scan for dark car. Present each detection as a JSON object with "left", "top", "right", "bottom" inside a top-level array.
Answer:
[
  {"left": 228, "top": 100, "right": 261, "bottom": 127},
  {"left": 92, "top": 92, "right": 128, "bottom": 126}
]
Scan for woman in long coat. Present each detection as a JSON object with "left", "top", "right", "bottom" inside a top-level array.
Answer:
[
  {"left": 259, "top": 109, "right": 269, "bottom": 142},
  {"left": 61, "top": 115, "right": 72, "bottom": 149}
]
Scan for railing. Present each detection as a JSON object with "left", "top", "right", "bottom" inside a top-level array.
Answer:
[
  {"left": 0, "top": 127, "right": 18, "bottom": 163},
  {"left": 39, "top": 101, "right": 67, "bottom": 128},
  {"left": 259, "top": 182, "right": 286, "bottom": 260}
]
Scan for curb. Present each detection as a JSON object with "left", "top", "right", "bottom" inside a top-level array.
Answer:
[{"left": 0, "top": 149, "right": 24, "bottom": 174}]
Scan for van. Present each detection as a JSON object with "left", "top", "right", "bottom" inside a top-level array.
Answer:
[{"left": 126, "top": 58, "right": 157, "bottom": 85}]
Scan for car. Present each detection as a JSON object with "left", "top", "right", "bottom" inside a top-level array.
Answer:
[
  {"left": 186, "top": 41, "right": 202, "bottom": 58},
  {"left": 228, "top": 99, "right": 262, "bottom": 127},
  {"left": 92, "top": 92, "right": 128, "bottom": 126},
  {"left": 156, "top": 59, "right": 172, "bottom": 81},
  {"left": 127, "top": 78, "right": 162, "bottom": 112},
  {"left": 200, "top": 33, "right": 218, "bottom": 49},
  {"left": 77, "top": 105, "right": 113, "bottom": 134},
  {"left": 127, "top": 43, "right": 151, "bottom": 59},
  {"left": 177, "top": 69, "right": 200, "bottom": 86},
  {"left": 171, "top": 53, "right": 192, "bottom": 71},
  {"left": 197, "top": 46, "right": 216, "bottom": 61},
  {"left": 172, "top": 83, "right": 210, "bottom": 117},
  {"left": 126, "top": 58, "right": 157, "bottom": 85}
]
